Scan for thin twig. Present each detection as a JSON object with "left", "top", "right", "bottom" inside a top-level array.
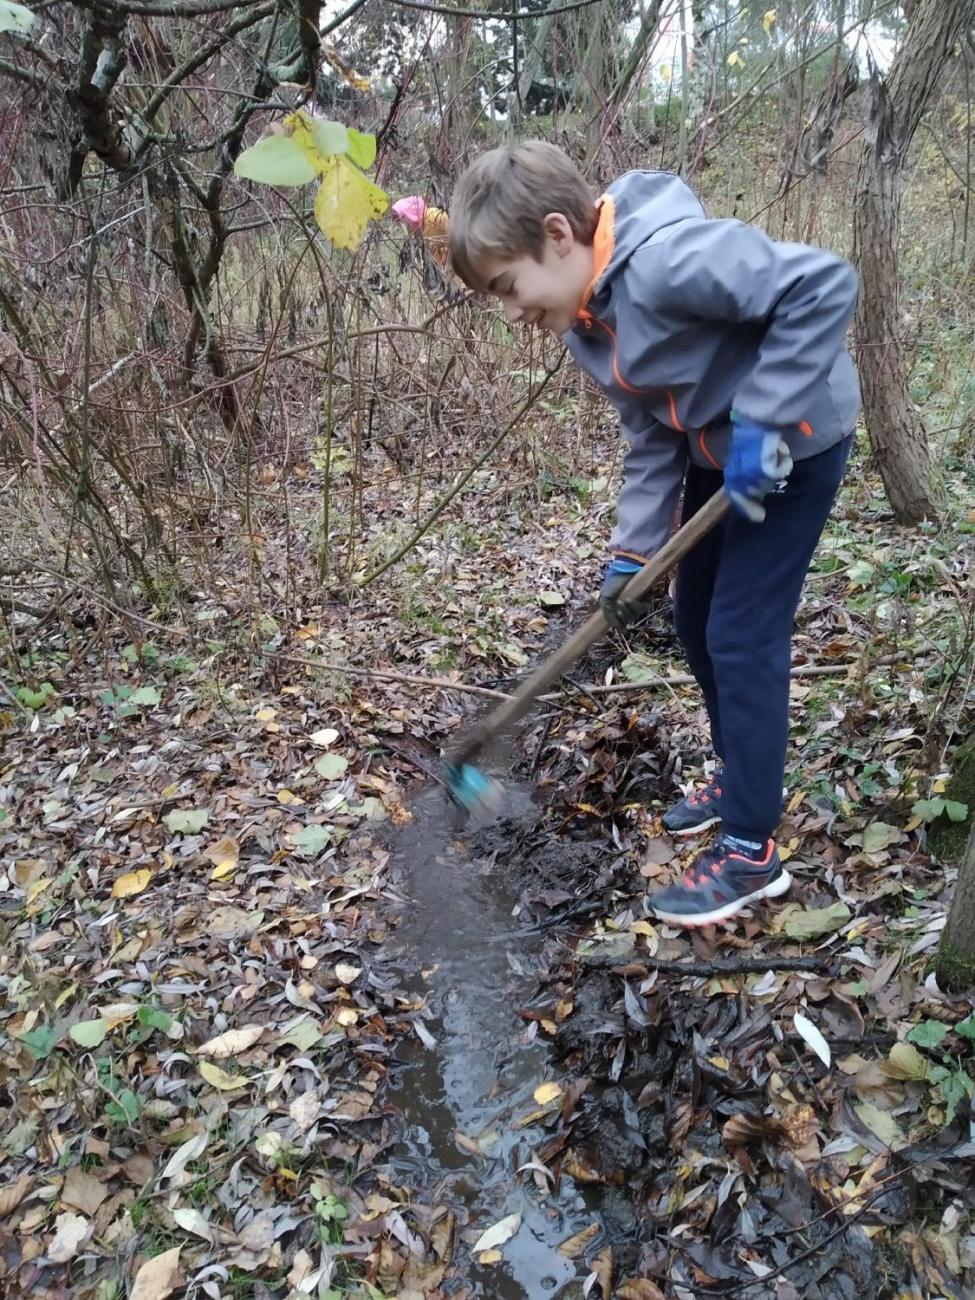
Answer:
[{"left": 579, "top": 955, "right": 832, "bottom": 975}]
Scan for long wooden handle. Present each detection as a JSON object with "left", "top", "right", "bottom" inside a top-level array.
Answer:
[{"left": 452, "top": 488, "right": 730, "bottom": 763}]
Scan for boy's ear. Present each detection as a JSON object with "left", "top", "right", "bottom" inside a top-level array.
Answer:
[{"left": 542, "top": 211, "right": 575, "bottom": 254}]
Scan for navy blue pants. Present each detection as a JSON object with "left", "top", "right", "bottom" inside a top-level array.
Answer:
[{"left": 674, "top": 436, "right": 853, "bottom": 842}]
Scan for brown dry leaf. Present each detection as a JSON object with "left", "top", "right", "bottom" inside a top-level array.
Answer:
[
  {"left": 0, "top": 1174, "right": 32, "bottom": 1219},
  {"left": 47, "top": 1211, "right": 92, "bottom": 1262},
  {"left": 131, "top": 1245, "right": 182, "bottom": 1300},
  {"left": 61, "top": 1165, "right": 109, "bottom": 1217},
  {"left": 196, "top": 1024, "right": 264, "bottom": 1059},
  {"left": 204, "top": 836, "right": 239, "bottom": 879},
  {"left": 562, "top": 1153, "right": 607, "bottom": 1184},
  {"left": 617, "top": 1280, "right": 665, "bottom": 1300},
  {"left": 593, "top": 1245, "right": 612, "bottom": 1295},
  {"left": 722, "top": 1113, "right": 786, "bottom": 1148},
  {"left": 559, "top": 1222, "right": 600, "bottom": 1257},
  {"left": 782, "top": 1104, "right": 820, "bottom": 1152}
]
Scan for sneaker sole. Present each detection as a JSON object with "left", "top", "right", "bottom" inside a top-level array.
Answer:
[
  {"left": 651, "top": 869, "right": 793, "bottom": 928},
  {"left": 666, "top": 815, "right": 721, "bottom": 837}
]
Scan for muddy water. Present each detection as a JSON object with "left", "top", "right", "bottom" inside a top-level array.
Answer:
[{"left": 385, "top": 782, "right": 602, "bottom": 1297}]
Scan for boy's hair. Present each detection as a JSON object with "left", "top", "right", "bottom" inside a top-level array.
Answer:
[{"left": 449, "top": 140, "right": 597, "bottom": 288}]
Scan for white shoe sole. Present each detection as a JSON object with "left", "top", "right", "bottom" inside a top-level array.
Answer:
[
  {"left": 652, "top": 869, "right": 793, "bottom": 928},
  {"left": 668, "top": 815, "right": 721, "bottom": 837}
]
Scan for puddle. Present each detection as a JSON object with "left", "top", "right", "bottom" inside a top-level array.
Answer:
[{"left": 384, "top": 780, "right": 601, "bottom": 1297}]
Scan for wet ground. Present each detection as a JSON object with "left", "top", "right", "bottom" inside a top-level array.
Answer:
[{"left": 383, "top": 779, "right": 614, "bottom": 1298}]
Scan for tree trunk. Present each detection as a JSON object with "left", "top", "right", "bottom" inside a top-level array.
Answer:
[
  {"left": 851, "top": 0, "right": 974, "bottom": 523},
  {"left": 936, "top": 817, "right": 975, "bottom": 991}
]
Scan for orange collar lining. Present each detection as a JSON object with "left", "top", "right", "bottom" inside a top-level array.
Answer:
[{"left": 577, "top": 194, "right": 615, "bottom": 321}]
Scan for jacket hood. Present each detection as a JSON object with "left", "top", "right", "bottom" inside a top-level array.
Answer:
[{"left": 580, "top": 170, "right": 706, "bottom": 310}]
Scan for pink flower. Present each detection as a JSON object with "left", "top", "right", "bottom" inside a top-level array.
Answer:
[{"left": 392, "top": 195, "right": 428, "bottom": 231}]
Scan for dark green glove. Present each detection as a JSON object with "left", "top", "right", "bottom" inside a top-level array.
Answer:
[{"left": 600, "top": 557, "right": 647, "bottom": 631}]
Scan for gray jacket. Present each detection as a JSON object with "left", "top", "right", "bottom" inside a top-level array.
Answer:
[{"left": 564, "top": 170, "right": 861, "bottom": 561}]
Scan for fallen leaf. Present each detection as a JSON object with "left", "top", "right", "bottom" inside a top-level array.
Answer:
[
  {"left": 310, "top": 727, "right": 339, "bottom": 747},
  {"left": 478, "top": 1249, "right": 503, "bottom": 1265},
  {"left": 172, "top": 1206, "right": 213, "bottom": 1241},
  {"left": 618, "top": 1281, "right": 665, "bottom": 1300},
  {"left": 336, "top": 1007, "right": 358, "bottom": 1026},
  {"left": 204, "top": 837, "right": 239, "bottom": 879},
  {"left": 160, "top": 1131, "right": 208, "bottom": 1182},
  {"left": 163, "top": 809, "right": 209, "bottom": 835},
  {"left": 112, "top": 868, "right": 152, "bottom": 898},
  {"left": 130, "top": 1245, "right": 182, "bottom": 1300},
  {"left": 471, "top": 1211, "right": 521, "bottom": 1254},
  {"left": 0, "top": 1173, "right": 32, "bottom": 1219},
  {"left": 47, "top": 1211, "right": 92, "bottom": 1263},
  {"left": 289, "top": 1089, "right": 320, "bottom": 1132},
  {"left": 854, "top": 1100, "right": 906, "bottom": 1149},
  {"left": 61, "top": 1166, "right": 109, "bottom": 1217},
  {"left": 69, "top": 1019, "right": 109, "bottom": 1048},
  {"left": 533, "top": 1081, "right": 563, "bottom": 1105},
  {"left": 781, "top": 901, "right": 851, "bottom": 940},
  {"left": 315, "top": 753, "right": 348, "bottom": 780},
  {"left": 558, "top": 1222, "right": 600, "bottom": 1257},
  {"left": 198, "top": 1060, "right": 249, "bottom": 1091},
  {"left": 334, "top": 962, "right": 361, "bottom": 984},
  {"left": 882, "top": 1041, "right": 930, "bottom": 1081},
  {"left": 197, "top": 1024, "right": 264, "bottom": 1059},
  {"left": 794, "top": 1012, "right": 831, "bottom": 1068}
]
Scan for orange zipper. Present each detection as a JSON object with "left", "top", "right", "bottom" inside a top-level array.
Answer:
[{"left": 583, "top": 314, "right": 685, "bottom": 432}]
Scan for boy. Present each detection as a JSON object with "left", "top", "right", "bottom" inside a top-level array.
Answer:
[{"left": 448, "top": 140, "right": 860, "bottom": 928}]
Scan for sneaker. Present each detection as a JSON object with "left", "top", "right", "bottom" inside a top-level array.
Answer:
[
  {"left": 649, "top": 836, "right": 792, "bottom": 927},
  {"left": 662, "top": 771, "right": 723, "bottom": 836}
]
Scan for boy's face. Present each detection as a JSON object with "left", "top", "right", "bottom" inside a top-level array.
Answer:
[{"left": 477, "top": 213, "right": 594, "bottom": 337}]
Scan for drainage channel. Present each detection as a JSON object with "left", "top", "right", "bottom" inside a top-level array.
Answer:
[{"left": 383, "top": 782, "right": 603, "bottom": 1297}]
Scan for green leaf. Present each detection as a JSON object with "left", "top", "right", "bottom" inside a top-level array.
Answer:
[
  {"left": 315, "top": 753, "right": 348, "bottom": 780},
  {"left": 0, "top": 1, "right": 36, "bottom": 36},
  {"left": 105, "top": 1088, "right": 140, "bottom": 1126},
  {"left": 310, "top": 118, "right": 349, "bottom": 156},
  {"left": 234, "top": 134, "right": 318, "bottom": 186},
  {"left": 956, "top": 1014, "right": 975, "bottom": 1042},
  {"left": 280, "top": 1017, "right": 323, "bottom": 1051},
  {"left": 907, "top": 1019, "right": 949, "bottom": 1050},
  {"left": 19, "top": 1025, "right": 57, "bottom": 1059},
  {"left": 129, "top": 686, "right": 161, "bottom": 708},
  {"left": 290, "top": 824, "right": 332, "bottom": 857},
  {"left": 913, "top": 798, "right": 946, "bottom": 822},
  {"left": 69, "top": 1019, "right": 109, "bottom": 1048},
  {"left": 345, "top": 127, "right": 376, "bottom": 169},
  {"left": 847, "top": 559, "right": 876, "bottom": 587},
  {"left": 944, "top": 800, "right": 969, "bottom": 823},
  {"left": 164, "top": 808, "right": 209, "bottom": 834},
  {"left": 781, "top": 901, "right": 851, "bottom": 941},
  {"left": 16, "top": 682, "right": 54, "bottom": 710},
  {"left": 137, "top": 1006, "right": 174, "bottom": 1032}
]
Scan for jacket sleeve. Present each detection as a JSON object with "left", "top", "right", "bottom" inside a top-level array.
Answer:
[
  {"left": 610, "top": 419, "right": 688, "bottom": 561},
  {"left": 645, "top": 219, "right": 859, "bottom": 428}
]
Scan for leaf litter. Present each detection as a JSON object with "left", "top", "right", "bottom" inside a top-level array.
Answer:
[{"left": 0, "top": 423, "right": 972, "bottom": 1299}]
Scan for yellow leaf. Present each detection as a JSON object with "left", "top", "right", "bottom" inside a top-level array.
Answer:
[
  {"left": 199, "top": 1060, "right": 249, "bottom": 1091},
  {"left": 787, "top": 788, "right": 805, "bottom": 814},
  {"left": 277, "top": 788, "right": 302, "bottom": 805},
  {"left": 533, "top": 1081, "right": 563, "bottom": 1105},
  {"left": 255, "top": 707, "right": 277, "bottom": 723},
  {"left": 763, "top": 8, "right": 776, "bottom": 34},
  {"left": 197, "top": 1025, "right": 264, "bottom": 1059},
  {"left": 204, "top": 837, "right": 239, "bottom": 879},
  {"left": 478, "top": 1250, "right": 503, "bottom": 1265},
  {"left": 336, "top": 1007, "right": 358, "bottom": 1026},
  {"left": 727, "top": 50, "right": 741, "bottom": 66},
  {"left": 659, "top": 63, "right": 672, "bottom": 82},
  {"left": 112, "top": 869, "right": 151, "bottom": 898},
  {"left": 628, "top": 920, "right": 656, "bottom": 936},
  {"left": 314, "top": 155, "right": 389, "bottom": 252}
]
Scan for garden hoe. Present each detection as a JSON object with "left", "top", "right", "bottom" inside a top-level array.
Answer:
[{"left": 444, "top": 487, "right": 731, "bottom": 820}]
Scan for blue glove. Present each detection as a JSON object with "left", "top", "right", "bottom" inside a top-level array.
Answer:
[
  {"left": 600, "top": 556, "right": 645, "bottom": 631},
  {"left": 725, "top": 413, "right": 794, "bottom": 522}
]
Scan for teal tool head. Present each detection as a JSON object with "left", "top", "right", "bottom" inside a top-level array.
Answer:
[{"left": 444, "top": 761, "right": 506, "bottom": 821}]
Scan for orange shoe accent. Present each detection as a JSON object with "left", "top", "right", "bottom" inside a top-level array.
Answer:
[{"left": 728, "top": 839, "right": 775, "bottom": 867}]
